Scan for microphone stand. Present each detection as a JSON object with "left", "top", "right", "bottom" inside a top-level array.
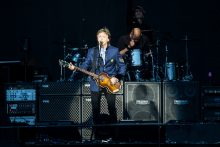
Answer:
[
  {"left": 90, "top": 44, "right": 102, "bottom": 140},
  {"left": 97, "top": 43, "right": 102, "bottom": 92}
]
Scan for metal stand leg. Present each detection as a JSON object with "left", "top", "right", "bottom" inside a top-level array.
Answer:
[
  {"left": 164, "top": 44, "right": 169, "bottom": 81},
  {"left": 153, "top": 39, "right": 161, "bottom": 82},
  {"left": 182, "top": 33, "right": 193, "bottom": 81}
]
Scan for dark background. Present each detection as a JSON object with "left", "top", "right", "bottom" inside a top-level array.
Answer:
[{"left": 0, "top": 0, "right": 220, "bottom": 84}]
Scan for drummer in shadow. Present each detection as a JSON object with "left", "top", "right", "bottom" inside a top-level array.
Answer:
[{"left": 117, "top": 26, "right": 152, "bottom": 81}]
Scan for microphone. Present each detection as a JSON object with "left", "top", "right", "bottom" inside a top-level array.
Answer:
[
  {"left": 99, "top": 41, "right": 103, "bottom": 46},
  {"left": 98, "top": 41, "right": 103, "bottom": 53}
]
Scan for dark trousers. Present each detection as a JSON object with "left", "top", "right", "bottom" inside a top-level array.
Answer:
[{"left": 91, "top": 89, "right": 117, "bottom": 124}]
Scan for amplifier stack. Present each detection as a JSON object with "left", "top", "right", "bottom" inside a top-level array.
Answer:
[
  {"left": 5, "top": 81, "right": 202, "bottom": 125},
  {"left": 201, "top": 86, "right": 220, "bottom": 121},
  {"left": 5, "top": 83, "right": 37, "bottom": 125}
]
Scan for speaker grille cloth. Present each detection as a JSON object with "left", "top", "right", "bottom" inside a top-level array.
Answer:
[{"left": 39, "top": 95, "right": 81, "bottom": 123}]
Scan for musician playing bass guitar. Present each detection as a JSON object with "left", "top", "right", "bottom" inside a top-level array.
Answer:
[{"left": 68, "top": 27, "right": 126, "bottom": 125}]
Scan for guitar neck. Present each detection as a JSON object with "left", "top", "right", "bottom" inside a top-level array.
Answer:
[
  {"left": 75, "top": 66, "right": 98, "bottom": 79},
  {"left": 59, "top": 59, "right": 99, "bottom": 79}
]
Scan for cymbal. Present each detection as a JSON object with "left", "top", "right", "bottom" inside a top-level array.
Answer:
[
  {"left": 52, "top": 41, "right": 73, "bottom": 46},
  {"left": 68, "top": 47, "right": 79, "bottom": 51},
  {"left": 181, "top": 37, "right": 195, "bottom": 41},
  {"left": 173, "top": 38, "right": 199, "bottom": 41},
  {"left": 141, "top": 29, "right": 153, "bottom": 32}
]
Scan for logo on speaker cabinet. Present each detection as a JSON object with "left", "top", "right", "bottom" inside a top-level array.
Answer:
[{"left": 136, "top": 100, "right": 150, "bottom": 105}]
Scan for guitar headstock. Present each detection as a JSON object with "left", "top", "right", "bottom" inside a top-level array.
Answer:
[{"left": 59, "top": 59, "right": 69, "bottom": 67}]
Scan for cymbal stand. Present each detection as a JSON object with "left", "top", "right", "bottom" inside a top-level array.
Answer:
[
  {"left": 150, "top": 49, "right": 155, "bottom": 81},
  {"left": 183, "top": 34, "right": 193, "bottom": 81},
  {"left": 59, "top": 38, "right": 67, "bottom": 81},
  {"left": 154, "top": 39, "right": 161, "bottom": 81},
  {"left": 164, "top": 43, "right": 168, "bottom": 81}
]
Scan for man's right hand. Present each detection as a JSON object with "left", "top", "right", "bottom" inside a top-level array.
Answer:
[{"left": 120, "top": 40, "right": 135, "bottom": 55}]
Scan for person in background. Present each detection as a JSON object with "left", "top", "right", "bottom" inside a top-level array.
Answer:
[
  {"left": 117, "top": 26, "right": 152, "bottom": 81},
  {"left": 130, "top": 5, "right": 154, "bottom": 44}
]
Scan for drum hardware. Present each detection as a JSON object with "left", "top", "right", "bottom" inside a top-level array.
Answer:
[
  {"left": 141, "top": 29, "right": 153, "bottom": 32},
  {"left": 129, "top": 48, "right": 142, "bottom": 81},
  {"left": 166, "top": 62, "right": 176, "bottom": 81},
  {"left": 67, "top": 45, "right": 87, "bottom": 81},
  {"left": 182, "top": 33, "right": 193, "bottom": 81},
  {"left": 134, "top": 69, "right": 141, "bottom": 81},
  {"left": 152, "top": 39, "right": 161, "bottom": 82},
  {"left": 164, "top": 44, "right": 169, "bottom": 81},
  {"left": 67, "top": 47, "right": 79, "bottom": 51},
  {"left": 58, "top": 38, "right": 84, "bottom": 82},
  {"left": 146, "top": 49, "right": 155, "bottom": 81},
  {"left": 58, "top": 38, "right": 67, "bottom": 82},
  {"left": 131, "top": 49, "right": 142, "bottom": 66}
]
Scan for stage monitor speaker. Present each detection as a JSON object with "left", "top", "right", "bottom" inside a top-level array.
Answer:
[
  {"left": 38, "top": 95, "right": 81, "bottom": 123},
  {"left": 124, "top": 82, "right": 161, "bottom": 122},
  {"left": 19, "top": 126, "right": 82, "bottom": 143},
  {"left": 163, "top": 81, "right": 200, "bottom": 123},
  {"left": 81, "top": 95, "right": 123, "bottom": 140},
  {"left": 113, "top": 122, "right": 163, "bottom": 143},
  {"left": 165, "top": 122, "right": 220, "bottom": 144}
]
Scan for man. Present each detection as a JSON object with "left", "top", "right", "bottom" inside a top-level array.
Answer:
[
  {"left": 118, "top": 27, "right": 152, "bottom": 81},
  {"left": 68, "top": 27, "right": 126, "bottom": 125},
  {"left": 131, "top": 5, "right": 146, "bottom": 30}
]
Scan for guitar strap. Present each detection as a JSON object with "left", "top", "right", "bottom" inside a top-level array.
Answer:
[{"left": 91, "top": 47, "right": 98, "bottom": 73}]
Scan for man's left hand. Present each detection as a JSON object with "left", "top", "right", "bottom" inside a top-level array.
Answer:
[{"left": 110, "top": 77, "right": 119, "bottom": 85}]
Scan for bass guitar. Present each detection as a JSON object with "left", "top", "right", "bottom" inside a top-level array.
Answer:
[{"left": 59, "top": 59, "right": 121, "bottom": 94}]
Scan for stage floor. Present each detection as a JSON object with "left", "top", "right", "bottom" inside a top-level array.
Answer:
[{"left": 1, "top": 121, "right": 220, "bottom": 146}]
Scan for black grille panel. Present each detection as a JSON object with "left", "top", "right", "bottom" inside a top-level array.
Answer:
[
  {"left": 39, "top": 95, "right": 81, "bottom": 123},
  {"left": 39, "top": 81, "right": 81, "bottom": 95}
]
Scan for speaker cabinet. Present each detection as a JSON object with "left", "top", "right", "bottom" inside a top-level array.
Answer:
[
  {"left": 81, "top": 95, "right": 123, "bottom": 139},
  {"left": 124, "top": 82, "right": 161, "bottom": 122},
  {"left": 163, "top": 81, "right": 200, "bottom": 123},
  {"left": 39, "top": 95, "right": 81, "bottom": 123},
  {"left": 201, "top": 86, "right": 220, "bottom": 121},
  {"left": 39, "top": 81, "right": 81, "bottom": 95}
]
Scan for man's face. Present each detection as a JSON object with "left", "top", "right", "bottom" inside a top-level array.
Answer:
[
  {"left": 135, "top": 9, "right": 144, "bottom": 19},
  {"left": 97, "top": 32, "right": 109, "bottom": 46},
  {"left": 132, "top": 28, "right": 142, "bottom": 42}
]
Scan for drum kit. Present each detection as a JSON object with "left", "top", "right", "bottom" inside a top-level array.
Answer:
[{"left": 127, "top": 32, "right": 195, "bottom": 82}]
